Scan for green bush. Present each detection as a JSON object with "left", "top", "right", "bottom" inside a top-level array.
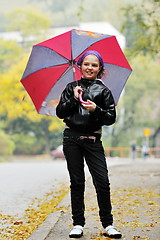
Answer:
[
  {"left": 0, "top": 130, "right": 15, "bottom": 161},
  {"left": 12, "top": 133, "right": 44, "bottom": 155}
]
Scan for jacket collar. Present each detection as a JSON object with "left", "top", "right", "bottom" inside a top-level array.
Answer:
[{"left": 81, "top": 77, "right": 102, "bottom": 85}]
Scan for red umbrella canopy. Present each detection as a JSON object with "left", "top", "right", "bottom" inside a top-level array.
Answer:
[{"left": 21, "top": 29, "right": 132, "bottom": 116}]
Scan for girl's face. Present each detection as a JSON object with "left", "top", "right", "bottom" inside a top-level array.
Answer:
[{"left": 81, "top": 54, "right": 101, "bottom": 80}]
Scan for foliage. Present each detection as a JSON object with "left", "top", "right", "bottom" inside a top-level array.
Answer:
[
  {"left": 113, "top": 54, "right": 160, "bottom": 147},
  {"left": 0, "top": 56, "right": 61, "bottom": 123},
  {"left": 0, "top": 12, "right": 9, "bottom": 31},
  {"left": 12, "top": 133, "right": 43, "bottom": 155},
  {"left": 0, "top": 8, "right": 64, "bottom": 154},
  {"left": 0, "top": 38, "right": 23, "bottom": 73},
  {"left": 0, "top": 8, "right": 66, "bottom": 154},
  {"left": 3, "top": 117, "right": 64, "bottom": 155},
  {"left": 122, "top": 0, "right": 160, "bottom": 56},
  {"left": 0, "top": 184, "right": 69, "bottom": 239},
  {"left": 115, "top": 0, "right": 160, "bottom": 147},
  {"left": 0, "top": 130, "right": 15, "bottom": 160},
  {"left": 0, "top": 56, "right": 64, "bottom": 154},
  {"left": 45, "top": 0, "right": 142, "bottom": 30},
  {"left": 5, "top": 7, "right": 52, "bottom": 47},
  {"left": 0, "top": 56, "right": 35, "bottom": 119},
  {"left": 125, "top": 55, "right": 160, "bottom": 129}
]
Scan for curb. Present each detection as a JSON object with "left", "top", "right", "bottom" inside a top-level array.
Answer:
[
  {"left": 27, "top": 211, "right": 62, "bottom": 240},
  {"left": 27, "top": 193, "right": 70, "bottom": 240}
]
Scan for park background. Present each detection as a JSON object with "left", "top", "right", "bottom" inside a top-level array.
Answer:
[{"left": 0, "top": 0, "right": 159, "bottom": 160}]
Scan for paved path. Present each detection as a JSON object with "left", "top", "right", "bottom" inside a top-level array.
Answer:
[
  {"left": 29, "top": 158, "right": 160, "bottom": 240},
  {"left": 0, "top": 159, "right": 69, "bottom": 216}
]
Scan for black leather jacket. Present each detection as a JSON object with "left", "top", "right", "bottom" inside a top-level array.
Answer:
[{"left": 56, "top": 78, "right": 116, "bottom": 133}]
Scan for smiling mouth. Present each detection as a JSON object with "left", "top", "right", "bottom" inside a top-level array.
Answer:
[{"left": 86, "top": 71, "right": 93, "bottom": 75}]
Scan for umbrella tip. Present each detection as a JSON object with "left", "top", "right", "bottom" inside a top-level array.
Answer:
[{"left": 69, "top": 60, "right": 76, "bottom": 66}]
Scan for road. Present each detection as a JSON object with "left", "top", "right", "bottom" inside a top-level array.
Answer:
[
  {"left": 0, "top": 158, "right": 69, "bottom": 217},
  {"left": 0, "top": 156, "right": 129, "bottom": 218}
]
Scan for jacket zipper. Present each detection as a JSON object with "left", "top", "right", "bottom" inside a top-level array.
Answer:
[
  {"left": 86, "top": 86, "right": 90, "bottom": 93},
  {"left": 83, "top": 85, "right": 91, "bottom": 132}
]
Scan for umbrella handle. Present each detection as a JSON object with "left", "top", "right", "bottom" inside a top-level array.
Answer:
[{"left": 78, "top": 93, "right": 90, "bottom": 105}]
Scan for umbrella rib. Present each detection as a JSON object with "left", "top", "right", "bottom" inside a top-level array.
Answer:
[
  {"left": 35, "top": 45, "right": 70, "bottom": 61},
  {"left": 56, "top": 65, "right": 74, "bottom": 82},
  {"left": 74, "top": 42, "right": 97, "bottom": 60}
]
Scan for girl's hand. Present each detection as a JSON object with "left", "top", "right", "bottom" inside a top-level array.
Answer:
[
  {"left": 82, "top": 100, "right": 96, "bottom": 112},
  {"left": 74, "top": 86, "right": 82, "bottom": 98}
]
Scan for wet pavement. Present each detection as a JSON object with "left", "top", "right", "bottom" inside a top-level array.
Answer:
[
  {"left": 29, "top": 158, "right": 160, "bottom": 240},
  {"left": 0, "top": 159, "right": 69, "bottom": 216}
]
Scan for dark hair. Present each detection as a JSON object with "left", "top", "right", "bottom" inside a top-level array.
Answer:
[{"left": 97, "top": 66, "right": 106, "bottom": 79}]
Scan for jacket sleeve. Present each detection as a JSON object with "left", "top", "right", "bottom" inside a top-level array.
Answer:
[
  {"left": 92, "top": 88, "right": 116, "bottom": 126},
  {"left": 56, "top": 83, "right": 79, "bottom": 119}
]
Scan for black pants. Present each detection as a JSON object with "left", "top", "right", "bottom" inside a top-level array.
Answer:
[{"left": 63, "top": 129, "right": 113, "bottom": 228}]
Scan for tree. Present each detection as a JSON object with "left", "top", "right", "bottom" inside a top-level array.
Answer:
[
  {"left": 0, "top": 12, "right": 8, "bottom": 31},
  {"left": 112, "top": 54, "right": 160, "bottom": 147},
  {"left": 0, "top": 58, "right": 64, "bottom": 154},
  {"left": 122, "top": 0, "right": 160, "bottom": 56},
  {"left": 6, "top": 7, "right": 52, "bottom": 47},
  {"left": 0, "top": 6, "right": 66, "bottom": 155},
  {"left": 115, "top": 0, "right": 160, "bottom": 148},
  {"left": 28, "top": 0, "right": 142, "bottom": 29},
  {"left": 0, "top": 130, "right": 15, "bottom": 160},
  {"left": 0, "top": 38, "right": 23, "bottom": 73}
]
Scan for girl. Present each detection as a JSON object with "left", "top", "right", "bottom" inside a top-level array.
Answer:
[{"left": 56, "top": 50, "right": 122, "bottom": 239}]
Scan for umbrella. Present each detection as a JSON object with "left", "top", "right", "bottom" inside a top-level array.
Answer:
[{"left": 21, "top": 29, "right": 132, "bottom": 116}]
